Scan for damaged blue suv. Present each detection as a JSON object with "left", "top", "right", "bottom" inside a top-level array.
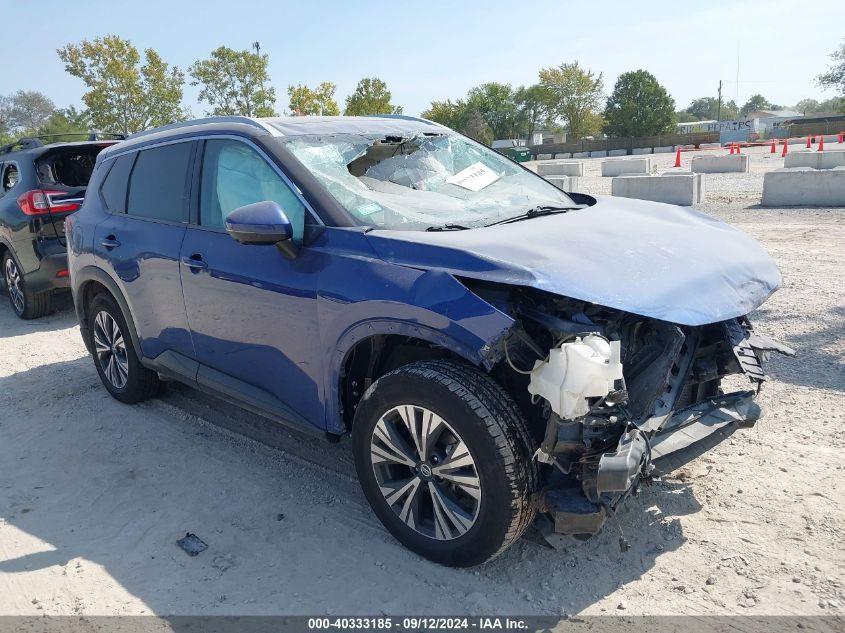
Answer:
[{"left": 68, "top": 115, "right": 793, "bottom": 566}]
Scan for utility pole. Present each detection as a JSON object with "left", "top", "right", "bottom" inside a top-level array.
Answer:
[{"left": 717, "top": 80, "right": 722, "bottom": 121}]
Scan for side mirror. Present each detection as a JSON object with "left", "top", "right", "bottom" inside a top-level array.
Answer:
[{"left": 225, "top": 201, "right": 298, "bottom": 259}]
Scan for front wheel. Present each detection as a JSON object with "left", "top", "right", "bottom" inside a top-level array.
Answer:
[{"left": 352, "top": 360, "right": 537, "bottom": 567}]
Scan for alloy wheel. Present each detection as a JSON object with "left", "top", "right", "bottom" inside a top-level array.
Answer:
[
  {"left": 93, "top": 310, "right": 129, "bottom": 389},
  {"left": 4, "top": 258, "right": 24, "bottom": 314},
  {"left": 370, "top": 405, "right": 481, "bottom": 540}
]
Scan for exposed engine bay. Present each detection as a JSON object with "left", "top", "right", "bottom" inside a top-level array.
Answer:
[{"left": 469, "top": 281, "right": 796, "bottom": 544}]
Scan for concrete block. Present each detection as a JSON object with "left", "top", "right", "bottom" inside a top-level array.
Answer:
[
  {"left": 536, "top": 153, "right": 553, "bottom": 160},
  {"left": 572, "top": 151, "right": 590, "bottom": 159},
  {"left": 762, "top": 167, "right": 845, "bottom": 207},
  {"left": 700, "top": 143, "right": 721, "bottom": 149},
  {"left": 608, "top": 149, "right": 628, "bottom": 157},
  {"left": 536, "top": 161, "right": 584, "bottom": 177},
  {"left": 611, "top": 173, "right": 704, "bottom": 206},
  {"left": 601, "top": 157, "right": 652, "bottom": 177},
  {"left": 554, "top": 153, "right": 571, "bottom": 159},
  {"left": 691, "top": 154, "right": 750, "bottom": 173},
  {"left": 544, "top": 175, "right": 581, "bottom": 193},
  {"left": 784, "top": 150, "right": 845, "bottom": 170},
  {"left": 589, "top": 150, "right": 608, "bottom": 158},
  {"left": 653, "top": 146, "right": 674, "bottom": 154},
  {"left": 632, "top": 147, "right": 653, "bottom": 155}
]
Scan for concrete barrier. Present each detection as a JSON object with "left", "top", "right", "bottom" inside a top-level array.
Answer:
[
  {"left": 762, "top": 167, "right": 845, "bottom": 207},
  {"left": 691, "top": 154, "right": 750, "bottom": 173},
  {"left": 537, "top": 161, "right": 584, "bottom": 177},
  {"left": 554, "top": 153, "right": 571, "bottom": 159},
  {"left": 654, "top": 146, "right": 674, "bottom": 154},
  {"left": 589, "top": 150, "right": 608, "bottom": 158},
  {"left": 572, "top": 151, "right": 590, "bottom": 159},
  {"left": 632, "top": 147, "right": 653, "bottom": 155},
  {"left": 536, "top": 153, "right": 553, "bottom": 160},
  {"left": 784, "top": 150, "right": 845, "bottom": 170},
  {"left": 544, "top": 175, "right": 581, "bottom": 193},
  {"left": 700, "top": 143, "right": 721, "bottom": 149},
  {"left": 608, "top": 149, "right": 628, "bottom": 157},
  {"left": 612, "top": 173, "right": 704, "bottom": 206},
  {"left": 601, "top": 157, "right": 652, "bottom": 177}
]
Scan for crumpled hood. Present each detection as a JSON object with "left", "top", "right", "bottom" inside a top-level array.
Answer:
[{"left": 366, "top": 195, "right": 781, "bottom": 326}]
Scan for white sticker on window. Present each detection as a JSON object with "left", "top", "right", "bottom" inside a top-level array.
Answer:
[{"left": 446, "top": 162, "right": 500, "bottom": 192}]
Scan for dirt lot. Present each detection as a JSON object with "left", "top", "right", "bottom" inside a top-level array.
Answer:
[{"left": 1, "top": 144, "right": 843, "bottom": 617}]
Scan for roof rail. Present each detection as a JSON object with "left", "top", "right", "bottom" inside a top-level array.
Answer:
[
  {"left": 126, "top": 116, "right": 278, "bottom": 141},
  {"left": 0, "top": 132, "right": 127, "bottom": 156}
]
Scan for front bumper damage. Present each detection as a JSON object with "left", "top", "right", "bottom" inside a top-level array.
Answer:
[{"left": 525, "top": 315, "right": 794, "bottom": 543}]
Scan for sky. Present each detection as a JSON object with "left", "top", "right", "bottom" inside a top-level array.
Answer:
[{"left": 1, "top": 0, "right": 843, "bottom": 118}]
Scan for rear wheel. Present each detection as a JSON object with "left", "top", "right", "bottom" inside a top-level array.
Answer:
[
  {"left": 352, "top": 360, "right": 537, "bottom": 567},
  {"left": 87, "top": 292, "right": 161, "bottom": 403},
  {"left": 3, "top": 253, "right": 52, "bottom": 319}
]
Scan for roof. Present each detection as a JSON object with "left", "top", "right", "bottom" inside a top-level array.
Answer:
[
  {"left": 746, "top": 109, "right": 802, "bottom": 119},
  {"left": 261, "top": 115, "right": 444, "bottom": 137}
]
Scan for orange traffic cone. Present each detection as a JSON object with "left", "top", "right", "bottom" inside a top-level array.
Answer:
[
  {"left": 806, "top": 135, "right": 812, "bottom": 149},
  {"left": 818, "top": 135, "right": 824, "bottom": 151},
  {"left": 674, "top": 146, "right": 682, "bottom": 167},
  {"left": 736, "top": 143, "right": 742, "bottom": 154},
  {"left": 770, "top": 138, "right": 777, "bottom": 153},
  {"left": 781, "top": 139, "right": 788, "bottom": 157},
  {"left": 729, "top": 144, "right": 735, "bottom": 155}
]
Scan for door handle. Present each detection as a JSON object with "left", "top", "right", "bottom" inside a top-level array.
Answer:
[
  {"left": 100, "top": 235, "right": 120, "bottom": 249},
  {"left": 181, "top": 254, "right": 208, "bottom": 271}
]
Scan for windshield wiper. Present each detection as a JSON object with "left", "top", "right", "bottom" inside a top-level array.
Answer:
[
  {"left": 425, "top": 223, "right": 471, "bottom": 232},
  {"left": 484, "top": 204, "right": 585, "bottom": 227}
]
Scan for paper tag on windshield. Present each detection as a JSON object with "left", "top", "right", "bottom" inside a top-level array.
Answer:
[{"left": 446, "top": 162, "right": 500, "bottom": 191}]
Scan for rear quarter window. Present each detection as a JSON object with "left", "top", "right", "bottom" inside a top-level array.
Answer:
[
  {"left": 127, "top": 142, "right": 192, "bottom": 222},
  {"left": 99, "top": 154, "right": 135, "bottom": 214}
]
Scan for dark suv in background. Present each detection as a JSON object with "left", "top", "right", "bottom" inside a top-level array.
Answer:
[{"left": 0, "top": 134, "right": 121, "bottom": 318}]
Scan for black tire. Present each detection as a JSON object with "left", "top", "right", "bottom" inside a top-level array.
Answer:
[
  {"left": 2, "top": 252, "right": 52, "bottom": 319},
  {"left": 87, "top": 292, "right": 161, "bottom": 404},
  {"left": 352, "top": 360, "right": 537, "bottom": 567}
]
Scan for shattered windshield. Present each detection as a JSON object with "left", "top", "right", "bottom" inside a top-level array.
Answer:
[{"left": 280, "top": 132, "right": 575, "bottom": 230}]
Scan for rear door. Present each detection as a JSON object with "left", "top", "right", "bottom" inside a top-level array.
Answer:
[{"left": 92, "top": 141, "right": 195, "bottom": 360}]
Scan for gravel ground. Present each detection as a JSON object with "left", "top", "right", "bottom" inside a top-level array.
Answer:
[{"left": 0, "top": 145, "right": 843, "bottom": 617}]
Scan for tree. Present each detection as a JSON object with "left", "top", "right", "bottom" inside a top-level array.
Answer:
[
  {"left": 58, "top": 35, "right": 185, "bottom": 134},
  {"left": 794, "top": 96, "right": 844, "bottom": 114},
  {"left": 189, "top": 46, "right": 277, "bottom": 117},
  {"left": 421, "top": 99, "right": 469, "bottom": 131},
  {"left": 514, "top": 84, "right": 550, "bottom": 141},
  {"left": 8, "top": 91, "right": 56, "bottom": 131},
  {"left": 463, "top": 83, "right": 519, "bottom": 140},
  {"left": 344, "top": 78, "right": 402, "bottom": 116},
  {"left": 463, "top": 108, "right": 492, "bottom": 146},
  {"left": 681, "top": 96, "right": 737, "bottom": 121},
  {"left": 602, "top": 70, "right": 675, "bottom": 138},
  {"left": 35, "top": 106, "right": 93, "bottom": 141},
  {"left": 818, "top": 40, "right": 845, "bottom": 111},
  {"left": 538, "top": 61, "right": 604, "bottom": 139},
  {"left": 739, "top": 94, "right": 779, "bottom": 117},
  {"left": 287, "top": 82, "right": 339, "bottom": 115}
]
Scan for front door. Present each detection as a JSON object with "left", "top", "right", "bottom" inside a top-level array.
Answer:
[{"left": 179, "top": 137, "right": 323, "bottom": 428}]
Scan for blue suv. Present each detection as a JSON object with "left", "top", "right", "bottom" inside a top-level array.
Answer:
[{"left": 68, "top": 115, "right": 792, "bottom": 566}]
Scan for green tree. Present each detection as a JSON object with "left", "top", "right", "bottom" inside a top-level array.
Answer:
[
  {"left": 464, "top": 83, "right": 519, "bottom": 139},
  {"left": 514, "top": 84, "right": 550, "bottom": 141},
  {"left": 421, "top": 99, "right": 469, "bottom": 131},
  {"left": 818, "top": 40, "right": 845, "bottom": 111},
  {"left": 795, "top": 96, "right": 844, "bottom": 114},
  {"left": 58, "top": 35, "right": 185, "bottom": 134},
  {"left": 35, "top": 106, "right": 93, "bottom": 141},
  {"left": 344, "top": 78, "right": 402, "bottom": 116},
  {"left": 463, "top": 108, "right": 493, "bottom": 145},
  {"left": 681, "top": 96, "right": 738, "bottom": 121},
  {"left": 287, "top": 82, "right": 339, "bottom": 115},
  {"left": 8, "top": 90, "right": 56, "bottom": 130},
  {"left": 739, "top": 94, "right": 779, "bottom": 117},
  {"left": 189, "top": 46, "right": 276, "bottom": 117},
  {"left": 602, "top": 70, "right": 675, "bottom": 138},
  {"left": 538, "top": 61, "right": 604, "bottom": 139}
]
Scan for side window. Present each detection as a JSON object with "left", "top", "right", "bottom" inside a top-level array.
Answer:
[
  {"left": 199, "top": 139, "right": 306, "bottom": 240},
  {"left": 99, "top": 153, "right": 135, "bottom": 213},
  {"left": 2, "top": 163, "right": 20, "bottom": 192},
  {"left": 127, "top": 142, "right": 192, "bottom": 222}
]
